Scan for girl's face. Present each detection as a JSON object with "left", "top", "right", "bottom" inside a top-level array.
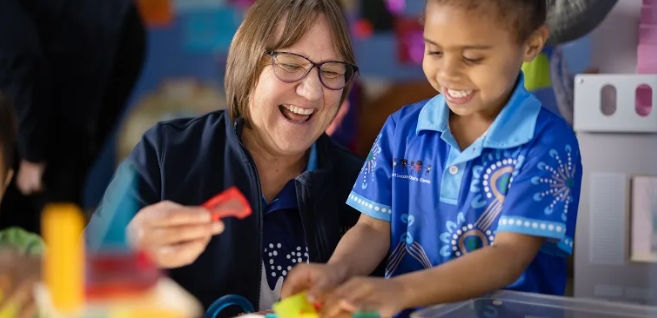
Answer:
[{"left": 422, "top": 2, "right": 547, "bottom": 119}]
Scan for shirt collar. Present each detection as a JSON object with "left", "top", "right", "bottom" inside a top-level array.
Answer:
[{"left": 416, "top": 72, "right": 542, "bottom": 149}]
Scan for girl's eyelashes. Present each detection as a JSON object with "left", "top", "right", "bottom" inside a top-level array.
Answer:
[{"left": 463, "top": 57, "right": 483, "bottom": 64}]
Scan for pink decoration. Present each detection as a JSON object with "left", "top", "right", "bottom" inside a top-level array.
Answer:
[
  {"left": 639, "top": 25, "right": 657, "bottom": 44},
  {"left": 638, "top": 45, "right": 657, "bottom": 69},
  {"left": 385, "top": 0, "right": 405, "bottom": 15},
  {"left": 638, "top": 65, "right": 657, "bottom": 74},
  {"left": 635, "top": 85, "right": 653, "bottom": 116},
  {"left": 636, "top": 3, "right": 655, "bottom": 113},
  {"left": 641, "top": 6, "right": 657, "bottom": 25}
]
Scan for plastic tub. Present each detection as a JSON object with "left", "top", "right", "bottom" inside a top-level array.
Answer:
[{"left": 410, "top": 290, "right": 657, "bottom": 318}]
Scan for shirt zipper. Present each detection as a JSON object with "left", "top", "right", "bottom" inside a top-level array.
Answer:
[{"left": 235, "top": 125, "right": 264, "bottom": 311}]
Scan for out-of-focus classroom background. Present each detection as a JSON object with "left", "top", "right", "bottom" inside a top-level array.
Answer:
[{"left": 3, "top": 0, "right": 657, "bottom": 308}]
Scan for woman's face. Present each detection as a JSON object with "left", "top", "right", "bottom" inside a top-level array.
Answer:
[{"left": 247, "top": 14, "right": 345, "bottom": 156}]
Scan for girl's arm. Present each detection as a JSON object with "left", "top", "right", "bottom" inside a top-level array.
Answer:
[
  {"left": 395, "top": 232, "right": 544, "bottom": 308},
  {"left": 328, "top": 214, "right": 391, "bottom": 279}
]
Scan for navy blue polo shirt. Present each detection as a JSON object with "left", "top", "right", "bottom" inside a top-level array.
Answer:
[
  {"left": 347, "top": 74, "right": 583, "bottom": 297},
  {"left": 259, "top": 144, "right": 317, "bottom": 310}
]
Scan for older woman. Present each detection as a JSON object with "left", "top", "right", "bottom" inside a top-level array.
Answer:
[{"left": 84, "top": 0, "right": 366, "bottom": 315}]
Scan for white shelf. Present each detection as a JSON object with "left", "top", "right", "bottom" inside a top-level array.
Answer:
[{"left": 574, "top": 74, "right": 657, "bottom": 133}]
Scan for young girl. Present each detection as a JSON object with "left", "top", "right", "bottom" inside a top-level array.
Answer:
[{"left": 282, "top": 0, "right": 583, "bottom": 317}]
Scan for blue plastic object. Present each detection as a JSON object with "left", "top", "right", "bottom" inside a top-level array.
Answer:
[{"left": 205, "top": 294, "right": 256, "bottom": 318}]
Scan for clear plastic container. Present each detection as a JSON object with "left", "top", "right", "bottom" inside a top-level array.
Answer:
[{"left": 410, "top": 290, "right": 657, "bottom": 318}]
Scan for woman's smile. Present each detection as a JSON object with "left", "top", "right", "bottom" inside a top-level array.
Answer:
[{"left": 279, "top": 104, "right": 316, "bottom": 123}]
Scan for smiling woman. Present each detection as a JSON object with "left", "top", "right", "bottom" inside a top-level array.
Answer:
[
  {"left": 84, "top": 1, "right": 373, "bottom": 317},
  {"left": 225, "top": 1, "right": 358, "bottom": 161}
]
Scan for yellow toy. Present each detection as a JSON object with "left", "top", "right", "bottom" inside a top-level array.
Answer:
[
  {"left": 272, "top": 292, "right": 318, "bottom": 318},
  {"left": 272, "top": 292, "right": 381, "bottom": 318},
  {"left": 34, "top": 203, "right": 203, "bottom": 317}
]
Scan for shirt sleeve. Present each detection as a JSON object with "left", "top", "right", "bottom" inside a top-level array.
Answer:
[
  {"left": 346, "top": 115, "right": 396, "bottom": 222},
  {"left": 84, "top": 124, "right": 163, "bottom": 252},
  {"left": 495, "top": 126, "right": 583, "bottom": 256}
]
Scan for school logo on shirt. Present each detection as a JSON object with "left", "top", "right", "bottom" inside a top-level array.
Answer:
[{"left": 391, "top": 158, "right": 433, "bottom": 184}]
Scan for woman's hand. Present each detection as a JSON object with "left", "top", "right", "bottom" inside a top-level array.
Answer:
[
  {"left": 16, "top": 160, "right": 45, "bottom": 195},
  {"left": 127, "top": 201, "right": 224, "bottom": 268},
  {"left": 0, "top": 248, "right": 41, "bottom": 318}
]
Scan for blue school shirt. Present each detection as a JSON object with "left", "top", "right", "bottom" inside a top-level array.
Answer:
[
  {"left": 347, "top": 75, "right": 583, "bottom": 297},
  {"left": 259, "top": 144, "right": 317, "bottom": 309}
]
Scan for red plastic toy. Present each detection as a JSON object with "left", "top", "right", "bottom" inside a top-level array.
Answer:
[
  {"left": 202, "top": 186, "right": 252, "bottom": 221},
  {"left": 85, "top": 250, "right": 161, "bottom": 300}
]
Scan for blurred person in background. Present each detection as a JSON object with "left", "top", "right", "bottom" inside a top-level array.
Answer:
[
  {"left": 0, "top": 92, "right": 43, "bottom": 318},
  {"left": 524, "top": 0, "right": 617, "bottom": 125},
  {"left": 0, "top": 0, "right": 147, "bottom": 233},
  {"left": 545, "top": 0, "right": 618, "bottom": 46}
]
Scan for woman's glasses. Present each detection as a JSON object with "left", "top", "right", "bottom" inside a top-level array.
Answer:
[{"left": 266, "top": 50, "right": 359, "bottom": 90}]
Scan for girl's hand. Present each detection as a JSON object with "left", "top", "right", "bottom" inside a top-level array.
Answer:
[{"left": 321, "top": 277, "right": 407, "bottom": 318}]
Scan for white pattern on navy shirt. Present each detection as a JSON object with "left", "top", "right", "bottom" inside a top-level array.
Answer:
[{"left": 258, "top": 244, "right": 310, "bottom": 311}]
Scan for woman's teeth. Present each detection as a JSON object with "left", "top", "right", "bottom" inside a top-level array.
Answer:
[
  {"left": 280, "top": 105, "right": 314, "bottom": 122},
  {"left": 282, "top": 105, "right": 314, "bottom": 115},
  {"left": 447, "top": 89, "right": 473, "bottom": 98}
]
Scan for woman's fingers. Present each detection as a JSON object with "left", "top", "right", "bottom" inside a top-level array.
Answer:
[
  {"left": 152, "top": 236, "right": 213, "bottom": 268},
  {"left": 146, "top": 222, "right": 224, "bottom": 246}
]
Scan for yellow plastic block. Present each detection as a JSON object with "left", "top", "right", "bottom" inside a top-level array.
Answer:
[
  {"left": 110, "top": 308, "right": 186, "bottom": 318},
  {"left": 298, "top": 313, "right": 319, "bottom": 318},
  {"left": 42, "top": 203, "right": 85, "bottom": 314},
  {"left": 0, "top": 303, "right": 18, "bottom": 318},
  {"left": 273, "top": 292, "right": 317, "bottom": 318}
]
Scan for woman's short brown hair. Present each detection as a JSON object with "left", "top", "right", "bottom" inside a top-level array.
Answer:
[{"left": 225, "top": 0, "right": 356, "bottom": 122}]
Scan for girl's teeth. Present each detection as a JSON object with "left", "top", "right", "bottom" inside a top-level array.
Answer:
[
  {"left": 283, "top": 105, "right": 314, "bottom": 115},
  {"left": 447, "top": 89, "right": 473, "bottom": 98}
]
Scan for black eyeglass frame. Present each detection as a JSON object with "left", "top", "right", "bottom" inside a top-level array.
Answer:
[{"left": 265, "top": 50, "right": 360, "bottom": 90}]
